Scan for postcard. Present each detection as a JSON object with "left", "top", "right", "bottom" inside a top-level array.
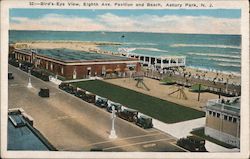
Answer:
[{"left": 1, "top": 0, "right": 249, "bottom": 158}]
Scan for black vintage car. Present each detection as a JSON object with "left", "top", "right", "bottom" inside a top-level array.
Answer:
[
  {"left": 136, "top": 115, "right": 153, "bottom": 129},
  {"left": 31, "top": 68, "right": 42, "bottom": 78},
  {"left": 106, "top": 102, "right": 122, "bottom": 113},
  {"left": 8, "top": 59, "right": 19, "bottom": 67},
  {"left": 31, "top": 68, "right": 49, "bottom": 81},
  {"left": 83, "top": 93, "right": 96, "bottom": 103},
  {"left": 177, "top": 135, "right": 207, "bottom": 152},
  {"left": 75, "top": 89, "right": 86, "bottom": 99},
  {"left": 40, "top": 73, "right": 50, "bottom": 81},
  {"left": 20, "top": 61, "right": 33, "bottom": 72},
  {"left": 38, "top": 88, "right": 50, "bottom": 97},
  {"left": 95, "top": 97, "right": 108, "bottom": 108},
  {"left": 117, "top": 108, "right": 138, "bottom": 122},
  {"left": 67, "top": 85, "right": 77, "bottom": 95},
  {"left": 59, "top": 83, "right": 69, "bottom": 91},
  {"left": 8, "top": 73, "right": 14, "bottom": 80}
]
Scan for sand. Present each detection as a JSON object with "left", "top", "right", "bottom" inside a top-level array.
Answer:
[
  {"left": 182, "top": 67, "right": 240, "bottom": 85},
  {"left": 13, "top": 41, "right": 121, "bottom": 54},
  {"left": 105, "top": 77, "right": 225, "bottom": 111}
]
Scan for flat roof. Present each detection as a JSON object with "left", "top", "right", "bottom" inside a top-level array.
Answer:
[
  {"left": 8, "top": 116, "right": 49, "bottom": 150},
  {"left": 35, "top": 48, "right": 130, "bottom": 62},
  {"left": 206, "top": 97, "right": 240, "bottom": 115}
]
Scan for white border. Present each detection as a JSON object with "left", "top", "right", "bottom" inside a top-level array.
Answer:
[{"left": 1, "top": 0, "right": 249, "bottom": 158}]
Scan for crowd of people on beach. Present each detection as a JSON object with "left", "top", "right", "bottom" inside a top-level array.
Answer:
[{"left": 144, "top": 66, "right": 241, "bottom": 88}]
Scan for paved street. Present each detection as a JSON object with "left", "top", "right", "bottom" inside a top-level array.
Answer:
[{"left": 8, "top": 65, "right": 185, "bottom": 152}]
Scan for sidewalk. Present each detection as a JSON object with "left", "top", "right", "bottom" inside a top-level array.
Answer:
[
  {"left": 152, "top": 117, "right": 239, "bottom": 152},
  {"left": 49, "top": 76, "right": 103, "bottom": 84},
  {"left": 153, "top": 117, "right": 206, "bottom": 139},
  {"left": 49, "top": 76, "right": 62, "bottom": 85}
]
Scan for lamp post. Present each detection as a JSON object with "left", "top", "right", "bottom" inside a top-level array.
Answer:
[
  {"left": 109, "top": 106, "right": 117, "bottom": 139},
  {"left": 27, "top": 69, "right": 32, "bottom": 88}
]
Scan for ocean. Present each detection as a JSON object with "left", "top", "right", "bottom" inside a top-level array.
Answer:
[{"left": 9, "top": 30, "right": 241, "bottom": 74}]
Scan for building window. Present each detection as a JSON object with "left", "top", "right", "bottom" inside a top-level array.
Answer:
[
  {"left": 61, "top": 67, "right": 64, "bottom": 75},
  {"left": 102, "top": 66, "right": 106, "bottom": 75},
  {"left": 216, "top": 113, "right": 220, "bottom": 118},
  {"left": 73, "top": 68, "right": 77, "bottom": 79},
  {"left": 209, "top": 111, "right": 212, "bottom": 115},
  {"left": 50, "top": 63, "right": 53, "bottom": 70},
  {"left": 229, "top": 116, "right": 232, "bottom": 122},
  {"left": 212, "top": 112, "right": 216, "bottom": 117},
  {"left": 224, "top": 115, "right": 228, "bottom": 120},
  {"left": 233, "top": 117, "right": 237, "bottom": 123}
]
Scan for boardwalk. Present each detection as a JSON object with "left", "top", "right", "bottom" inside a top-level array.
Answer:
[{"left": 144, "top": 71, "right": 241, "bottom": 97}]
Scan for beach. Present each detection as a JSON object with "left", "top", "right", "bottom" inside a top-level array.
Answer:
[{"left": 13, "top": 41, "right": 121, "bottom": 54}]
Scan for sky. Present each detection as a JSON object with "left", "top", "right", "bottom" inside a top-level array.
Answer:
[{"left": 10, "top": 9, "right": 241, "bottom": 34}]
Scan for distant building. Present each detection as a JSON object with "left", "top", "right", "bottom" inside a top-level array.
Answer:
[
  {"left": 10, "top": 48, "right": 140, "bottom": 80},
  {"left": 204, "top": 97, "right": 240, "bottom": 148},
  {"left": 122, "top": 52, "right": 186, "bottom": 70}
]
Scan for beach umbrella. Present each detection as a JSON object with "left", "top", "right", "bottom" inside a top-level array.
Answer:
[
  {"left": 114, "top": 68, "right": 121, "bottom": 72},
  {"left": 124, "top": 68, "right": 130, "bottom": 72},
  {"left": 106, "top": 69, "right": 113, "bottom": 73}
]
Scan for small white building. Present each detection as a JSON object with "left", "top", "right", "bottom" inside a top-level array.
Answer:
[
  {"left": 123, "top": 53, "right": 186, "bottom": 70},
  {"left": 204, "top": 97, "right": 240, "bottom": 148}
]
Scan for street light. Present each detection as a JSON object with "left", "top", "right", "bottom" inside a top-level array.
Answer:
[
  {"left": 109, "top": 106, "right": 117, "bottom": 139},
  {"left": 27, "top": 69, "right": 32, "bottom": 88}
]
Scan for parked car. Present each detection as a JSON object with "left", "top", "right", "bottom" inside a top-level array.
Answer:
[
  {"left": 40, "top": 73, "right": 50, "bottom": 81},
  {"left": 59, "top": 83, "right": 70, "bottom": 91},
  {"left": 31, "top": 68, "right": 49, "bottom": 81},
  {"left": 83, "top": 93, "right": 96, "bottom": 103},
  {"left": 106, "top": 102, "right": 122, "bottom": 113},
  {"left": 38, "top": 88, "right": 49, "bottom": 97},
  {"left": 136, "top": 115, "right": 153, "bottom": 129},
  {"left": 95, "top": 97, "right": 108, "bottom": 108},
  {"left": 117, "top": 108, "right": 138, "bottom": 122},
  {"left": 177, "top": 135, "right": 207, "bottom": 152},
  {"left": 8, "top": 59, "right": 19, "bottom": 67},
  {"left": 66, "top": 84, "right": 77, "bottom": 95},
  {"left": 31, "top": 68, "right": 42, "bottom": 78},
  {"left": 20, "top": 61, "right": 33, "bottom": 72},
  {"left": 8, "top": 73, "right": 14, "bottom": 80},
  {"left": 75, "top": 89, "right": 86, "bottom": 99}
]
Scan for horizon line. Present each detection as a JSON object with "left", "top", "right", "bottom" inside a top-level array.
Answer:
[{"left": 9, "top": 29, "right": 241, "bottom": 36}]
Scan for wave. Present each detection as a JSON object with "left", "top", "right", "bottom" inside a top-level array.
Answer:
[
  {"left": 187, "top": 52, "right": 241, "bottom": 59},
  {"left": 231, "top": 51, "right": 241, "bottom": 54},
  {"left": 218, "top": 63, "right": 241, "bottom": 68},
  {"left": 170, "top": 43, "right": 241, "bottom": 49},
  {"left": 208, "top": 58, "right": 240, "bottom": 63},
  {"left": 125, "top": 42, "right": 157, "bottom": 46},
  {"left": 118, "top": 47, "right": 168, "bottom": 53}
]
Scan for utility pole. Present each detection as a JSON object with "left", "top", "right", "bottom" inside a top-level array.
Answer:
[{"left": 198, "top": 84, "right": 201, "bottom": 101}]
